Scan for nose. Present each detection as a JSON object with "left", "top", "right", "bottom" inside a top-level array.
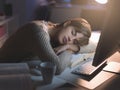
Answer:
[{"left": 68, "top": 36, "right": 76, "bottom": 42}]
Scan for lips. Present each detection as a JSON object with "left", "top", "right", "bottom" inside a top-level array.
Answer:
[{"left": 63, "top": 36, "right": 67, "bottom": 44}]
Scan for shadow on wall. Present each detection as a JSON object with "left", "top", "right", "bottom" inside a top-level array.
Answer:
[{"left": 81, "top": 9, "right": 107, "bottom": 31}]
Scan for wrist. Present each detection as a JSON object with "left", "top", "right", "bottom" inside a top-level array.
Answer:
[
  {"left": 67, "top": 44, "right": 80, "bottom": 53},
  {"left": 66, "top": 44, "right": 70, "bottom": 49}
]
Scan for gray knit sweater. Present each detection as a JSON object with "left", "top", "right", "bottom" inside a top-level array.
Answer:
[{"left": 0, "top": 21, "right": 72, "bottom": 74}]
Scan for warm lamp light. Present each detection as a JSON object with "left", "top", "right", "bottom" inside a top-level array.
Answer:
[{"left": 95, "top": 0, "right": 108, "bottom": 4}]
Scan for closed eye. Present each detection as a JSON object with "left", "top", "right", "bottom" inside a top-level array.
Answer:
[
  {"left": 71, "top": 29, "right": 77, "bottom": 36},
  {"left": 74, "top": 39, "right": 79, "bottom": 44}
]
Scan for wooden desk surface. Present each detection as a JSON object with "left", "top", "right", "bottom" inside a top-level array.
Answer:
[
  {"left": 57, "top": 52, "right": 120, "bottom": 90},
  {"left": 36, "top": 52, "right": 120, "bottom": 90},
  {"left": 107, "top": 52, "right": 120, "bottom": 62}
]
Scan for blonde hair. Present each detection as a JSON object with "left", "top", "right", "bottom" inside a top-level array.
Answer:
[{"left": 58, "top": 18, "right": 91, "bottom": 46}]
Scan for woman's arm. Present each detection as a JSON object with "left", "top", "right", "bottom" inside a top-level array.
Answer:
[
  {"left": 54, "top": 44, "right": 80, "bottom": 55},
  {"left": 67, "top": 44, "right": 80, "bottom": 53},
  {"left": 32, "top": 26, "right": 71, "bottom": 74}
]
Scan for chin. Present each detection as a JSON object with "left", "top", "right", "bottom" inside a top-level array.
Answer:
[
  {"left": 59, "top": 39, "right": 63, "bottom": 45},
  {"left": 59, "top": 41, "right": 63, "bottom": 45},
  {"left": 58, "top": 37, "right": 62, "bottom": 44}
]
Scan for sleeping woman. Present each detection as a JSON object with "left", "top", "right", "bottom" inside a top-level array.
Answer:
[{"left": 0, "top": 18, "right": 91, "bottom": 74}]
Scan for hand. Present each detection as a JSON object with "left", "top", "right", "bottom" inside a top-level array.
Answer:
[
  {"left": 54, "top": 45, "right": 69, "bottom": 55},
  {"left": 54, "top": 44, "right": 80, "bottom": 55},
  {"left": 68, "top": 44, "right": 80, "bottom": 53}
]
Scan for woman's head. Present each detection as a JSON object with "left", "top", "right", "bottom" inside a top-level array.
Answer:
[{"left": 57, "top": 18, "right": 91, "bottom": 46}]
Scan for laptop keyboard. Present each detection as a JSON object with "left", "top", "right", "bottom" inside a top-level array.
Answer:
[{"left": 71, "top": 57, "right": 97, "bottom": 75}]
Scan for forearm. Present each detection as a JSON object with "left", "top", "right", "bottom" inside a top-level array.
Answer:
[
  {"left": 33, "top": 29, "right": 71, "bottom": 74},
  {"left": 58, "top": 51, "right": 72, "bottom": 70}
]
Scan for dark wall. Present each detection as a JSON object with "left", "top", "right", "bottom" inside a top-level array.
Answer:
[
  {"left": 0, "top": 0, "right": 5, "bottom": 13},
  {"left": 81, "top": 9, "right": 107, "bottom": 31},
  {"left": 26, "top": 0, "right": 36, "bottom": 21},
  {"left": 71, "top": 0, "right": 88, "bottom": 5}
]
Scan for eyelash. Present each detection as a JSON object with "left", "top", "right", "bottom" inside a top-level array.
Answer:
[
  {"left": 74, "top": 39, "right": 79, "bottom": 44},
  {"left": 72, "top": 29, "right": 77, "bottom": 36}
]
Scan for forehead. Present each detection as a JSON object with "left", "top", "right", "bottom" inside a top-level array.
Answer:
[
  {"left": 77, "top": 33, "right": 84, "bottom": 38},
  {"left": 66, "top": 25, "right": 82, "bottom": 32},
  {"left": 65, "top": 25, "right": 74, "bottom": 29},
  {"left": 65, "top": 26, "right": 80, "bottom": 31}
]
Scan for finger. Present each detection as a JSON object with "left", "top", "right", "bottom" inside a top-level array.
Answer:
[
  {"left": 56, "top": 49, "right": 63, "bottom": 55},
  {"left": 56, "top": 50, "right": 61, "bottom": 55}
]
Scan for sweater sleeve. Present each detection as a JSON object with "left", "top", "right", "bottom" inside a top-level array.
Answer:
[{"left": 32, "top": 25, "right": 72, "bottom": 74}]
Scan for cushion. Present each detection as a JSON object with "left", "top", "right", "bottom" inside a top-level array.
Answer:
[{"left": 78, "top": 31, "right": 101, "bottom": 53}]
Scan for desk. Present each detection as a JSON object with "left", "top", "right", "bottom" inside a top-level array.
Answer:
[{"left": 36, "top": 52, "right": 120, "bottom": 90}]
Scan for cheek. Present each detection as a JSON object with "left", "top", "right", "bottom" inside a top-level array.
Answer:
[
  {"left": 67, "top": 41, "right": 74, "bottom": 44},
  {"left": 77, "top": 33, "right": 84, "bottom": 38},
  {"left": 57, "top": 31, "right": 64, "bottom": 44},
  {"left": 58, "top": 29, "right": 66, "bottom": 38},
  {"left": 58, "top": 30, "right": 63, "bottom": 38},
  {"left": 58, "top": 34, "right": 62, "bottom": 43}
]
